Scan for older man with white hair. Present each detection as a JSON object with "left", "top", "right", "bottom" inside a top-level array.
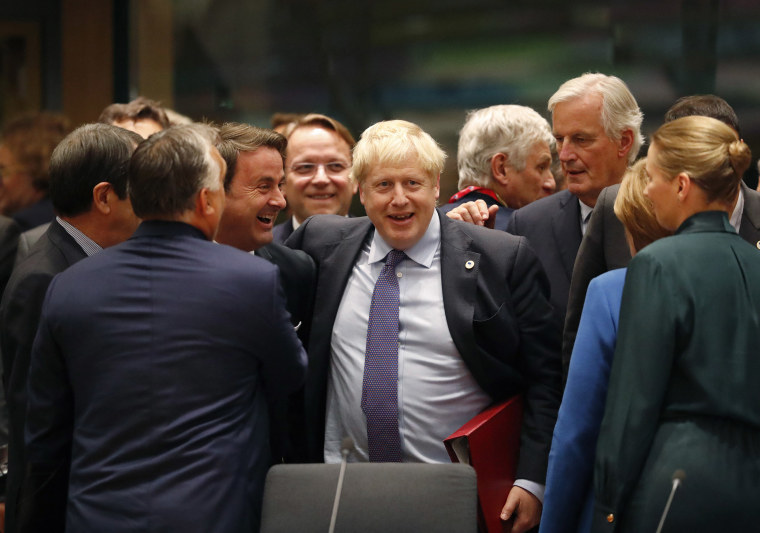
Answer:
[
  {"left": 506, "top": 73, "right": 643, "bottom": 339},
  {"left": 441, "top": 105, "right": 556, "bottom": 230}
]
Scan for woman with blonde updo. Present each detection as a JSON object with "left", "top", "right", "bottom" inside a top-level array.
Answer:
[{"left": 592, "top": 116, "right": 760, "bottom": 532}]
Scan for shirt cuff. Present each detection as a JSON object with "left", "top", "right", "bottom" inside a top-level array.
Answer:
[{"left": 513, "top": 479, "right": 545, "bottom": 503}]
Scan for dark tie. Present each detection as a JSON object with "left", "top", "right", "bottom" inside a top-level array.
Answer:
[{"left": 362, "top": 249, "right": 405, "bottom": 462}]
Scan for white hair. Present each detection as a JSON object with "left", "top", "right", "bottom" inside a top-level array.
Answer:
[
  {"left": 456, "top": 105, "right": 555, "bottom": 189},
  {"left": 548, "top": 73, "right": 644, "bottom": 164}
]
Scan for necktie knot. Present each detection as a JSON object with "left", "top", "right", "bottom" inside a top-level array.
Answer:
[{"left": 385, "top": 249, "right": 405, "bottom": 270}]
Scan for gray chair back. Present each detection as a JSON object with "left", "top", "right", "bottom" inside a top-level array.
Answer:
[{"left": 260, "top": 462, "right": 477, "bottom": 533}]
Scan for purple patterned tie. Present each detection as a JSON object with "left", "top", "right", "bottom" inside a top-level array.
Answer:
[{"left": 362, "top": 249, "right": 405, "bottom": 462}]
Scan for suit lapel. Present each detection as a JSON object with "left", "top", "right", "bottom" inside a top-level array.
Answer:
[
  {"left": 439, "top": 214, "right": 480, "bottom": 360},
  {"left": 310, "top": 219, "right": 374, "bottom": 355},
  {"left": 551, "top": 191, "right": 582, "bottom": 281}
]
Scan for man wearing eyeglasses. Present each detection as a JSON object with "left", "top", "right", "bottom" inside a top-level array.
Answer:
[{"left": 272, "top": 114, "right": 357, "bottom": 243}]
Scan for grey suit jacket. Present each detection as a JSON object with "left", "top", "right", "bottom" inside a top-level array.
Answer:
[
  {"left": 563, "top": 182, "right": 760, "bottom": 383},
  {"left": 287, "top": 211, "right": 561, "bottom": 484},
  {"left": 14, "top": 223, "right": 49, "bottom": 268},
  {"left": 0, "top": 220, "right": 87, "bottom": 533}
]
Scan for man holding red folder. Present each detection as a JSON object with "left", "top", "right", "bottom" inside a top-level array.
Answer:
[{"left": 288, "top": 119, "right": 562, "bottom": 533}]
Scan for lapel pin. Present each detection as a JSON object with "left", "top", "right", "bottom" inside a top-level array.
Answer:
[
  {"left": 465, "top": 260, "right": 474, "bottom": 270},
  {"left": 756, "top": 241, "right": 760, "bottom": 250}
]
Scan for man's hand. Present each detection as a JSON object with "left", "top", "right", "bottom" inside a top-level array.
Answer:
[
  {"left": 445, "top": 199, "right": 499, "bottom": 229},
  {"left": 500, "top": 485, "right": 542, "bottom": 533}
]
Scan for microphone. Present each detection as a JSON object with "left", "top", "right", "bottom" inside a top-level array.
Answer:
[
  {"left": 328, "top": 437, "right": 355, "bottom": 533},
  {"left": 655, "top": 469, "right": 686, "bottom": 533}
]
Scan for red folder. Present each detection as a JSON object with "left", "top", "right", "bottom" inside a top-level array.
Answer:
[{"left": 444, "top": 395, "right": 523, "bottom": 533}]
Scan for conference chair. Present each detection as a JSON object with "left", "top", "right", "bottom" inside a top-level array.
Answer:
[{"left": 260, "top": 462, "right": 477, "bottom": 533}]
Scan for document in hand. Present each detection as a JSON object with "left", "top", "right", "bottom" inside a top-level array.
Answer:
[{"left": 444, "top": 395, "right": 523, "bottom": 533}]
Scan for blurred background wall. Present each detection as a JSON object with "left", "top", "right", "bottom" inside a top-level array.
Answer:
[{"left": 2, "top": 0, "right": 759, "bottom": 202}]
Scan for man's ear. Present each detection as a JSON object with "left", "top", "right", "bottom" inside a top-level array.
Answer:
[
  {"left": 490, "top": 153, "right": 509, "bottom": 186},
  {"left": 92, "top": 182, "right": 113, "bottom": 215},
  {"left": 618, "top": 129, "right": 634, "bottom": 159},
  {"left": 197, "top": 187, "right": 216, "bottom": 216}
]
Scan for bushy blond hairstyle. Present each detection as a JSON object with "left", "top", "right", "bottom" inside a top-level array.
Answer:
[
  {"left": 351, "top": 120, "right": 446, "bottom": 186},
  {"left": 651, "top": 116, "right": 751, "bottom": 205}
]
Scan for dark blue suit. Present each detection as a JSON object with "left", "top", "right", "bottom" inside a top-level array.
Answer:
[
  {"left": 507, "top": 189, "right": 582, "bottom": 339},
  {"left": 22, "top": 221, "right": 307, "bottom": 533}
]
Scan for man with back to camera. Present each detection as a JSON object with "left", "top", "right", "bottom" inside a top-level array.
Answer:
[
  {"left": 288, "top": 119, "right": 561, "bottom": 533},
  {"left": 19, "top": 124, "right": 307, "bottom": 532},
  {"left": 0, "top": 123, "right": 143, "bottom": 533},
  {"left": 441, "top": 104, "right": 556, "bottom": 230},
  {"left": 272, "top": 113, "right": 357, "bottom": 242}
]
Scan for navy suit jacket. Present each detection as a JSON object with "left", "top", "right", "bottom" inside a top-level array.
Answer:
[
  {"left": 438, "top": 189, "right": 515, "bottom": 231},
  {"left": 287, "top": 211, "right": 561, "bottom": 484},
  {"left": 0, "top": 220, "right": 86, "bottom": 533},
  {"left": 21, "top": 221, "right": 307, "bottom": 533},
  {"left": 507, "top": 189, "right": 582, "bottom": 338}
]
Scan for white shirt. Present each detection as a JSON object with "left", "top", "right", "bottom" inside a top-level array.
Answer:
[{"left": 579, "top": 200, "right": 594, "bottom": 236}]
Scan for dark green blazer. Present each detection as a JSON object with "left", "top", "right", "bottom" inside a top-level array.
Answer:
[{"left": 592, "top": 211, "right": 760, "bottom": 532}]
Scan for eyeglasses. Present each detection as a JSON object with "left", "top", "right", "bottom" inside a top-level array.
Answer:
[{"left": 289, "top": 162, "right": 350, "bottom": 178}]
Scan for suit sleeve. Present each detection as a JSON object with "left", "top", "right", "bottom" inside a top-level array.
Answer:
[
  {"left": 562, "top": 194, "right": 609, "bottom": 386},
  {"left": 592, "top": 255, "right": 675, "bottom": 531},
  {"left": 509, "top": 237, "right": 562, "bottom": 484},
  {"left": 541, "top": 277, "right": 618, "bottom": 533},
  {"left": 258, "top": 266, "right": 308, "bottom": 401},
  {"left": 19, "top": 277, "right": 73, "bottom": 533}
]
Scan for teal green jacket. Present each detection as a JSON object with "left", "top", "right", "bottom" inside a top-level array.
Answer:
[{"left": 592, "top": 211, "right": 760, "bottom": 532}]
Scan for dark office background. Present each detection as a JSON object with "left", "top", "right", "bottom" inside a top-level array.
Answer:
[{"left": 2, "top": 0, "right": 759, "bottom": 197}]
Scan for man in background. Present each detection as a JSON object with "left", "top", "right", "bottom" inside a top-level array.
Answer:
[
  {"left": 99, "top": 96, "right": 170, "bottom": 139},
  {"left": 442, "top": 104, "right": 556, "bottom": 230},
  {"left": 273, "top": 113, "right": 356, "bottom": 242}
]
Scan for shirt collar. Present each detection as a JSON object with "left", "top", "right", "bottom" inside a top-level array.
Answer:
[
  {"left": 56, "top": 216, "right": 102, "bottom": 257},
  {"left": 730, "top": 186, "right": 744, "bottom": 233},
  {"left": 368, "top": 211, "right": 439, "bottom": 268}
]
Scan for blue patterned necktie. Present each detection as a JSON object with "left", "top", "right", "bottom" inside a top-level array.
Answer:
[{"left": 362, "top": 249, "right": 406, "bottom": 462}]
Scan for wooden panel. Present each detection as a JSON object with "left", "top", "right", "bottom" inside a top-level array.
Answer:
[
  {"left": 61, "top": 0, "right": 113, "bottom": 127},
  {"left": 134, "top": 0, "right": 173, "bottom": 108}
]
